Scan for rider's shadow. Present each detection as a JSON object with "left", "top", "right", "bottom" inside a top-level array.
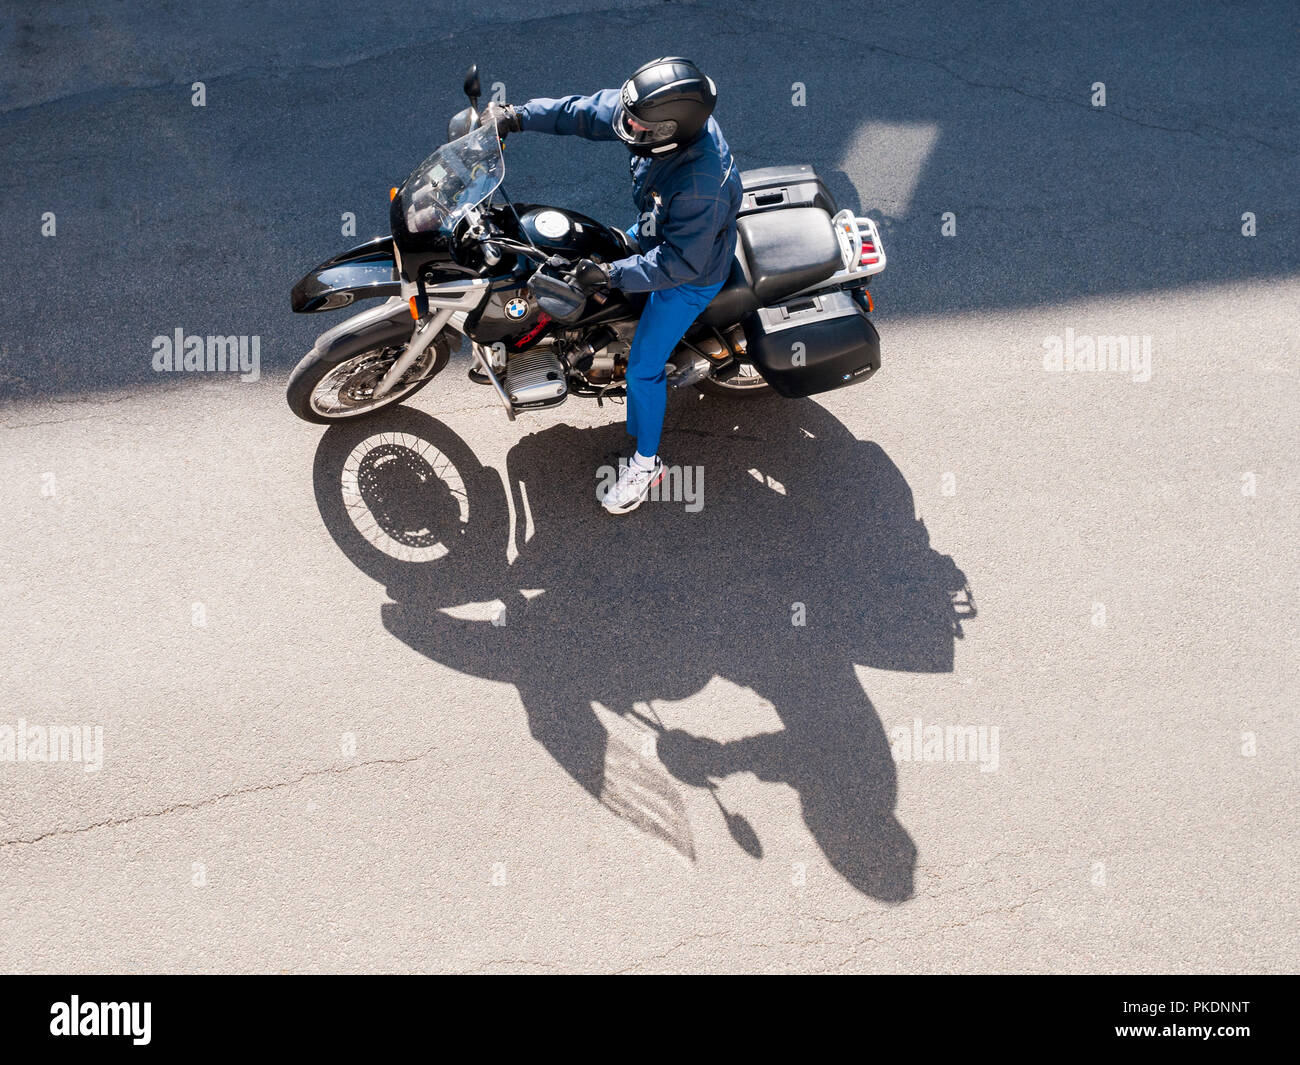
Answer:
[{"left": 312, "top": 396, "right": 973, "bottom": 902}]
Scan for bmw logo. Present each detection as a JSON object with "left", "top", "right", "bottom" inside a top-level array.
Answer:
[{"left": 505, "top": 297, "right": 529, "bottom": 320}]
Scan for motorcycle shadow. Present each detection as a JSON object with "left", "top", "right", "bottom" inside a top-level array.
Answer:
[{"left": 311, "top": 396, "right": 973, "bottom": 903}]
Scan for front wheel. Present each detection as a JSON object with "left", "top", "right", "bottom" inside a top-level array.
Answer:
[
  {"left": 287, "top": 335, "right": 450, "bottom": 424},
  {"left": 695, "top": 361, "right": 774, "bottom": 400}
]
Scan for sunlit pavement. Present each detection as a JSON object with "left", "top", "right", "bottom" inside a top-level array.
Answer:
[{"left": 1, "top": 2, "right": 1295, "bottom": 972}]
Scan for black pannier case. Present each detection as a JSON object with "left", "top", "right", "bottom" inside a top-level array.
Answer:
[
  {"left": 741, "top": 291, "right": 880, "bottom": 398},
  {"left": 738, "top": 165, "right": 838, "bottom": 217}
]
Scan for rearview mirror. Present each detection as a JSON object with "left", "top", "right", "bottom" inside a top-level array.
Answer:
[{"left": 463, "top": 64, "right": 481, "bottom": 105}]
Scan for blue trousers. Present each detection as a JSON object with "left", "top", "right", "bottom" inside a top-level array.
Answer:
[{"left": 624, "top": 277, "right": 724, "bottom": 457}]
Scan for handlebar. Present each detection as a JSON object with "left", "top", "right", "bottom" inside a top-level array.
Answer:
[
  {"left": 474, "top": 233, "right": 574, "bottom": 270},
  {"left": 465, "top": 230, "right": 606, "bottom": 311}
]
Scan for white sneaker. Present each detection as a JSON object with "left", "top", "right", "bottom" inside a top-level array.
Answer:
[{"left": 601, "top": 456, "right": 664, "bottom": 514}]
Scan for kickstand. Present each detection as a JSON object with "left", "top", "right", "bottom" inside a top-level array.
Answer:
[{"left": 595, "top": 381, "right": 625, "bottom": 408}]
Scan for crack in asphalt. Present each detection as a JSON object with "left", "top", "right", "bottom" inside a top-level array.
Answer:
[
  {"left": 712, "top": 2, "right": 1296, "bottom": 159},
  {"left": 0, "top": 389, "right": 506, "bottom": 431},
  {"left": 857, "top": 40, "right": 1295, "bottom": 156},
  {"left": 0, "top": 2, "right": 652, "bottom": 122},
  {"left": 4, "top": 3, "right": 1291, "bottom": 160},
  {"left": 0, "top": 746, "right": 440, "bottom": 850},
  {"left": 610, "top": 929, "right": 738, "bottom": 974},
  {"left": 0, "top": 385, "right": 193, "bottom": 431},
  {"left": 600, "top": 845, "right": 1117, "bottom": 973}
]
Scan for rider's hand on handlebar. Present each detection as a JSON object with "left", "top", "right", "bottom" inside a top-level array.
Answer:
[
  {"left": 479, "top": 102, "right": 522, "bottom": 141},
  {"left": 569, "top": 258, "right": 612, "bottom": 297}
]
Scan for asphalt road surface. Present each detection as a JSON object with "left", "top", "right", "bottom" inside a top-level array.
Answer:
[{"left": 1, "top": 1, "right": 1296, "bottom": 973}]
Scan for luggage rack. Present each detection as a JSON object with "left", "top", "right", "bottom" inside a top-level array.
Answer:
[{"left": 828, "top": 209, "right": 887, "bottom": 283}]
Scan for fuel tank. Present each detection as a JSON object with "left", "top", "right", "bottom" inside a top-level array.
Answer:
[
  {"left": 466, "top": 206, "right": 640, "bottom": 348},
  {"left": 514, "top": 206, "right": 629, "bottom": 263}
]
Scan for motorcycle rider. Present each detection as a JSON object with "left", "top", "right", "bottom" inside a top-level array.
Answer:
[{"left": 482, "top": 57, "right": 743, "bottom": 515}]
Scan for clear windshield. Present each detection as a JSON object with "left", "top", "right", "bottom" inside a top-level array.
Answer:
[{"left": 400, "top": 122, "right": 504, "bottom": 235}]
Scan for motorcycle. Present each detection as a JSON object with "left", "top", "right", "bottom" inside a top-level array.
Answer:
[{"left": 286, "top": 66, "right": 887, "bottom": 425}]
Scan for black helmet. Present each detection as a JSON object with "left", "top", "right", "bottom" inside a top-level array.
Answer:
[{"left": 613, "top": 57, "right": 717, "bottom": 156}]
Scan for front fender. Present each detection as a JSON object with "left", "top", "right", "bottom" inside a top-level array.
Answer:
[
  {"left": 291, "top": 236, "right": 400, "bottom": 313},
  {"left": 301, "top": 297, "right": 414, "bottom": 370}
]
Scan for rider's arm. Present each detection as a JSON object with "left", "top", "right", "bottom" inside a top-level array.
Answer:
[
  {"left": 515, "top": 88, "right": 621, "bottom": 141},
  {"left": 607, "top": 183, "right": 728, "bottom": 293}
]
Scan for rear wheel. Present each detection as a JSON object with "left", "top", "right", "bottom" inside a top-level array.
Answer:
[
  {"left": 695, "top": 361, "right": 774, "bottom": 399},
  {"left": 287, "top": 336, "right": 450, "bottom": 424}
]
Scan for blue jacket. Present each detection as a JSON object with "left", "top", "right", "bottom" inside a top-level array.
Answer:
[{"left": 517, "top": 88, "right": 743, "bottom": 293}]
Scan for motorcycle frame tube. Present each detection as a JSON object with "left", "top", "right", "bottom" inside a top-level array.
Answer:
[
  {"left": 470, "top": 342, "right": 516, "bottom": 422},
  {"left": 372, "top": 276, "right": 491, "bottom": 397},
  {"left": 373, "top": 307, "right": 453, "bottom": 397}
]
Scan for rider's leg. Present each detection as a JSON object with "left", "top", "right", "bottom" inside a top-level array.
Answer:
[
  {"left": 624, "top": 280, "right": 723, "bottom": 459},
  {"left": 603, "top": 279, "right": 723, "bottom": 514}
]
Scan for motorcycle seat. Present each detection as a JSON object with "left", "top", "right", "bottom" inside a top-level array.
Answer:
[
  {"left": 698, "top": 207, "right": 841, "bottom": 329},
  {"left": 738, "top": 207, "right": 842, "bottom": 304},
  {"left": 697, "top": 256, "right": 760, "bottom": 328}
]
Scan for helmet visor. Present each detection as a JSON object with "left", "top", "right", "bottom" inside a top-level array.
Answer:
[{"left": 614, "top": 104, "right": 678, "bottom": 148}]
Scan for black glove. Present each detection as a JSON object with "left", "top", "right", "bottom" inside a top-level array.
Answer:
[
  {"left": 569, "top": 258, "right": 612, "bottom": 296},
  {"left": 479, "top": 102, "right": 522, "bottom": 140}
]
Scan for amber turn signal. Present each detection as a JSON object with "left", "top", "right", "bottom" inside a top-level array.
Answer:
[
  {"left": 409, "top": 296, "right": 420, "bottom": 320},
  {"left": 390, "top": 187, "right": 398, "bottom": 202}
]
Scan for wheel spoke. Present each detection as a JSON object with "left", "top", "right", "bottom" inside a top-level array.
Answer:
[{"left": 310, "top": 345, "right": 437, "bottom": 418}]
